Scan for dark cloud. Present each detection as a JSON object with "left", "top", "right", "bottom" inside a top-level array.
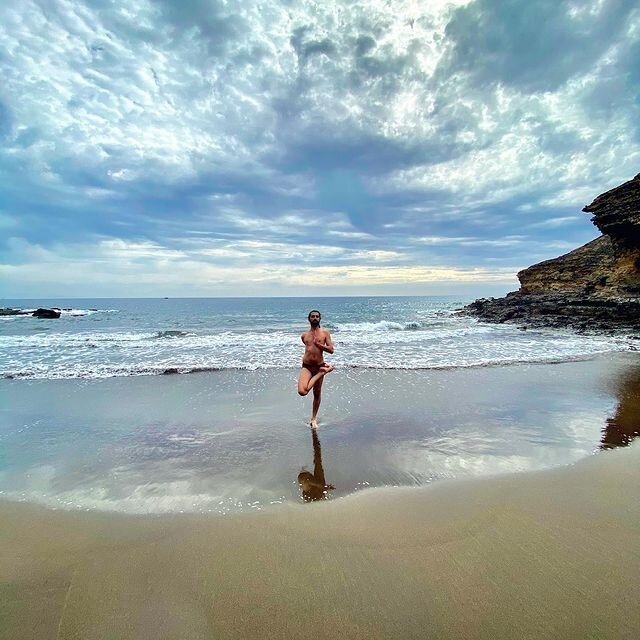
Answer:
[
  {"left": 290, "top": 27, "right": 336, "bottom": 64},
  {"left": 580, "top": 31, "right": 640, "bottom": 138},
  {"left": 156, "top": 0, "right": 245, "bottom": 57},
  {"left": 351, "top": 36, "right": 421, "bottom": 82},
  {"left": 80, "top": 0, "right": 244, "bottom": 55},
  {"left": 441, "top": 0, "right": 638, "bottom": 91},
  {"left": 353, "top": 34, "right": 376, "bottom": 57}
]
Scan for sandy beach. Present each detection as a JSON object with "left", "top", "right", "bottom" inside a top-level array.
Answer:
[
  {"left": 1, "top": 353, "right": 639, "bottom": 638},
  {"left": 1, "top": 441, "right": 639, "bottom": 639}
]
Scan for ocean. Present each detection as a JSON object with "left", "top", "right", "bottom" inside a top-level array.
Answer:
[
  {"left": 0, "top": 297, "right": 637, "bottom": 514},
  {"left": 0, "top": 296, "right": 632, "bottom": 379}
]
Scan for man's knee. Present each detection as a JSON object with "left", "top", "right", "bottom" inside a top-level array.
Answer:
[{"left": 298, "top": 387, "right": 309, "bottom": 397}]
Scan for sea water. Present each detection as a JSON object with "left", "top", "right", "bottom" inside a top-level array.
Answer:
[
  {"left": 0, "top": 297, "right": 637, "bottom": 514},
  {"left": 0, "top": 296, "right": 631, "bottom": 379}
]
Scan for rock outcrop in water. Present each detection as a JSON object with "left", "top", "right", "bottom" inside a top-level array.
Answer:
[
  {"left": 0, "top": 308, "right": 29, "bottom": 316},
  {"left": 463, "top": 173, "right": 640, "bottom": 332},
  {"left": 0, "top": 307, "right": 63, "bottom": 318},
  {"left": 32, "top": 308, "right": 61, "bottom": 319}
]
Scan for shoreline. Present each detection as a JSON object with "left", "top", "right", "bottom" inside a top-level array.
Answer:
[
  {"left": 1, "top": 433, "right": 638, "bottom": 517},
  {"left": 2, "top": 442, "right": 639, "bottom": 639},
  {"left": 4, "top": 347, "right": 637, "bottom": 380},
  {"left": 1, "top": 352, "right": 639, "bottom": 515}
]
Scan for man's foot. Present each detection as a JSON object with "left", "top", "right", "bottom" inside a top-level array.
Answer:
[
  {"left": 320, "top": 363, "right": 334, "bottom": 374},
  {"left": 310, "top": 417, "right": 318, "bottom": 429}
]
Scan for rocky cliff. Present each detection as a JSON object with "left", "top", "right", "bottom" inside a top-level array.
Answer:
[{"left": 463, "top": 173, "right": 640, "bottom": 332}]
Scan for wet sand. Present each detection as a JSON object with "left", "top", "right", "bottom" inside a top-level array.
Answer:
[
  {"left": 2, "top": 353, "right": 639, "bottom": 512},
  {"left": 1, "top": 442, "right": 639, "bottom": 640}
]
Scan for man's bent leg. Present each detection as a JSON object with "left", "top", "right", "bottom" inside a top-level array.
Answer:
[
  {"left": 298, "top": 364, "right": 333, "bottom": 396},
  {"left": 297, "top": 368, "right": 313, "bottom": 396},
  {"left": 305, "top": 365, "right": 333, "bottom": 393}
]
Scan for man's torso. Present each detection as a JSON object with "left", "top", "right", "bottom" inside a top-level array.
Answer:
[{"left": 301, "top": 329, "right": 328, "bottom": 366}]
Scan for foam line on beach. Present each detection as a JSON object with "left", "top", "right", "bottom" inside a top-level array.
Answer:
[{"left": 2, "top": 348, "right": 633, "bottom": 380}]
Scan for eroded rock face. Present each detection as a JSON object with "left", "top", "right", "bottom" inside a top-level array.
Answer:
[
  {"left": 583, "top": 173, "right": 640, "bottom": 248},
  {"left": 463, "top": 174, "right": 640, "bottom": 332},
  {"left": 517, "top": 236, "right": 617, "bottom": 296}
]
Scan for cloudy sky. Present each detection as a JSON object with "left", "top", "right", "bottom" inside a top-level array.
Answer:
[{"left": 1, "top": 0, "right": 638, "bottom": 298}]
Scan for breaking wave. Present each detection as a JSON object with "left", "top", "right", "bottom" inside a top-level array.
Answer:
[
  {"left": 329, "top": 320, "right": 425, "bottom": 331},
  {"left": 0, "top": 300, "right": 633, "bottom": 380}
]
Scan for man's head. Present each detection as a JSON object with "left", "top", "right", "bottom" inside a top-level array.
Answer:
[{"left": 308, "top": 310, "right": 321, "bottom": 328}]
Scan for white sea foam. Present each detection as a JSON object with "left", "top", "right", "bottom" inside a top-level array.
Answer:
[
  {"left": 0, "top": 299, "right": 634, "bottom": 380},
  {"left": 0, "top": 324, "right": 631, "bottom": 379},
  {"left": 0, "top": 484, "right": 255, "bottom": 515},
  {"left": 333, "top": 320, "right": 408, "bottom": 331},
  {"left": 58, "top": 308, "right": 119, "bottom": 316},
  {"left": 0, "top": 464, "right": 283, "bottom": 514}
]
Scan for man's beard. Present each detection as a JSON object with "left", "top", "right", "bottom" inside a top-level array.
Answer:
[{"left": 310, "top": 320, "right": 320, "bottom": 328}]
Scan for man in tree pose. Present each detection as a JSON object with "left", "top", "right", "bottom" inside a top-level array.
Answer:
[{"left": 297, "top": 310, "right": 334, "bottom": 428}]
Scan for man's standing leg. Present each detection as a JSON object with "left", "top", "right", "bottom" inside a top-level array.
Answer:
[{"left": 310, "top": 377, "right": 324, "bottom": 429}]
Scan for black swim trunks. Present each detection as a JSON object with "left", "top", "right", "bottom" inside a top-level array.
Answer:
[{"left": 302, "top": 362, "right": 324, "bottom": 374}]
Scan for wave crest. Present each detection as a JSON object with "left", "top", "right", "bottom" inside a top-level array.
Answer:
[{"left": 333, "top": 320, "right": 423, "bottom": 332}]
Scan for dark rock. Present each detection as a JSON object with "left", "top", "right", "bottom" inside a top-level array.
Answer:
[
  {"left": 462, "top": 174, "right": 640, "bottom": 333},
  {"left": 465, "top": 294, "right": 640, "bottom": 331},
  {"left": 0, "top": 308, "right": 30, "bottom": 316},
  {"left": 162, "top": 368, "right": 180, "bottom": 375},
  {"left": 32, "top": 308, "right": 61, "bottom": 319}
]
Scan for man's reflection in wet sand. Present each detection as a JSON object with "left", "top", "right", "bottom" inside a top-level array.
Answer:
[
  {"left": 298, "top": 428, "right": 335, "bottom": 502},
  {"left": 601, "top": 367, "right": 640, "bottom": 449}
]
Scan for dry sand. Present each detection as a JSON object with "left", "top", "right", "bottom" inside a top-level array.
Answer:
[{"left": 1, "top": 441, "right": 639, "bottom": 640}]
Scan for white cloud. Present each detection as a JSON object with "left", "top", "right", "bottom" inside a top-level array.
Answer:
[
  {"left": 0, "top": 0, "right": 638, "bottom": 295},
  {"left": 380, "top": 62, "right": 640, "bottom": 207},
  {"left": 0, "top": 235, "right": 518, "bottom": 297},
  {"left": 527, "top": 216, "right": 582, "bottom": 229},
  {"left": 0, "top": 0, "right": 481, "bottom": 188}
]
